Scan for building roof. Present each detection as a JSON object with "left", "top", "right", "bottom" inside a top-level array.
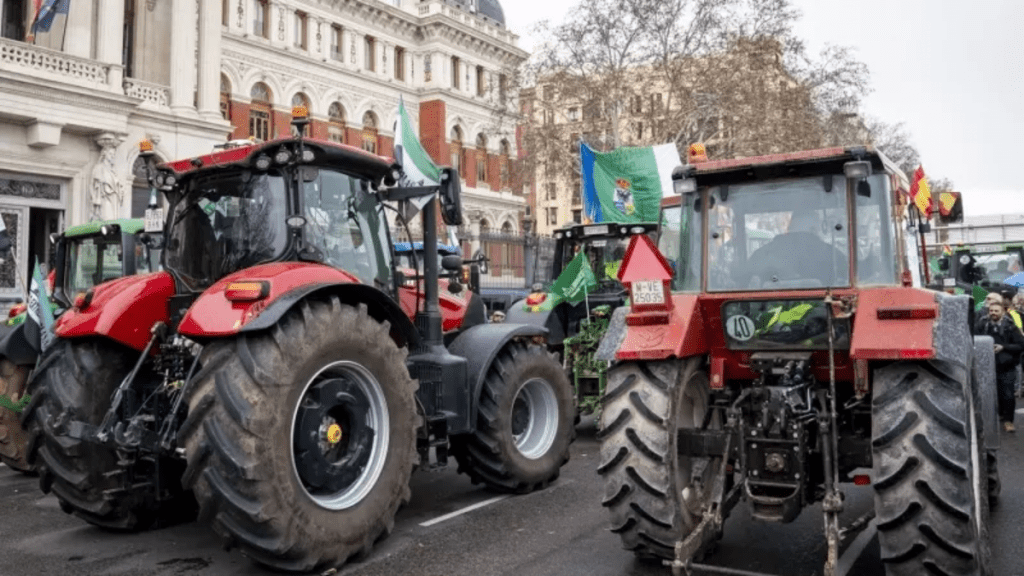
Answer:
[{"left": 447, "top": 0, "right": 505, "bottom": 26}]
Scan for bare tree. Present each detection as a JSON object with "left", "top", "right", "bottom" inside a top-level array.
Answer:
[{"left": 501, "top": 0, "right": 878, "bottom": 191}]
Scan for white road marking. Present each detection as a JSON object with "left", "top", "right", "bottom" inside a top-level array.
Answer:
[
  {"left": 419, "top": 495, "right": 511, "bottom": 527},
  {"left": 838, "top": 519, "right": 877, "bottom": 576}
]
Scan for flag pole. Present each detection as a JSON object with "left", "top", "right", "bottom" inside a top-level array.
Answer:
[{"left": 584, "top": 282, "right": 590, "bottom": 318}]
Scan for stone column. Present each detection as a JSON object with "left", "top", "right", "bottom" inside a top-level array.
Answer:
[
  {"left": 170, "top": 0, "right": 197, "bottom": 112},
  {"left": 95, "top": 0, "right": 125, "bottom": 89},
  {"left": 197, "top": 0, "right": 222, "bottom": 121}
]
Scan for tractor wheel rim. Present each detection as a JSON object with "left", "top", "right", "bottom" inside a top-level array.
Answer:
[
  {"left": 511, "top": 377, "right": 559, "bottom": 459},
  {"left": 291, "top": 360, "right": 390, "bottom": 510}
]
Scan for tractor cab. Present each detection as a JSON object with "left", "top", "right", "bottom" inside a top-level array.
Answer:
[
  {"left": 598, "top": 145, "right": 995, "bottom": 576},
  {"left": 51, "top": 218, "right": 160, "bottom": 309},
  {"left": 937, "top": 243, "right": 1024, "bottom": 301}
]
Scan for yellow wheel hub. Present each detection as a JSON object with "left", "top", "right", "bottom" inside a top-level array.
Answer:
[{"left": 326, "top": 423, "right": 342, "bottom": 445}]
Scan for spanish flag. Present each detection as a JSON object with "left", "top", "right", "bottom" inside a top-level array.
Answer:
[{"left": 909, "top": 165, "right": 932, "bottom": 218}]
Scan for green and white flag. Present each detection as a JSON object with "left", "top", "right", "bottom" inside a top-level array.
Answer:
[
  {"left": 550, "top": 251, "right": 598, "bottom": 304},
  {"left": 25, "top": 258, "right": 56, "bottom": 352},
  {"left": 581, "top": 142, "right": 679, "bottom": 223},
  {"left": 394, "top": 97, "right": 441, "bottom": 213}
]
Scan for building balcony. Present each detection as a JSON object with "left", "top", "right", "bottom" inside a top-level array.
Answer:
[
  {"left": 123, "top": 77, "right": 171, "bottom": 109},
  {"left": 0, "top": 37, "right": 114, "bottom": 90}
]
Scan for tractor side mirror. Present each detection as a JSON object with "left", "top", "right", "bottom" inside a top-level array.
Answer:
[
  {"left": 438, "top": 167, "right": 463, "bottom": 226},
  {"left": 300, "top": 166, "right": 319, "bottom": 183},
  {"left": 856, "top": 180, "right": 871, "bottom": 197},
  {"left": 441, "top": 254, "right": 463, "bottom": 272},
  {"left": 844, "top": 161, "right": 872, "bottom": 197},
  {"left": 938, "top": 256, "right": 949, "bottom": 271}
]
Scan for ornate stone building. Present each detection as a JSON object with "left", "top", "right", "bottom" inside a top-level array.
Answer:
[{"left": 0, "top": 0, "right": 527, "bottom": 301}]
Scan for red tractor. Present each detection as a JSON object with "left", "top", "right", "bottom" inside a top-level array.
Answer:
[
  {"left": 24, "top": 110, "right": 574, "bottom": 571},
  {"left": 596, "top": 146, "right": 998, "bottom": 576}
]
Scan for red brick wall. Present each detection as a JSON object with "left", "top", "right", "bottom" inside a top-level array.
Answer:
[
  {"left": 310, "top": 119, "right": 328, "bottom": 140},
  {"left": 345, "top": 127, "right": 362, "bottom": 146},
  {"left": 489, "top": 155, "right": 502, "bottom": 190},
  {"left": 419, "top": 100, "right": 447, "bottom": 166},
  {"left": 379, "top": 135, "right": 394, "bottom": 159},
  {"left": 464, "top": 148, "right": 477, "bottom": 188},
  {"left": 273, "top": 108, "right": 292, "bottom": 139},
  {"left": 229, "top": 100, "right": 250, "bottom": 140}
]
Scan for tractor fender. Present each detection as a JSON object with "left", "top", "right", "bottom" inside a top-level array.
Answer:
[
  {"left": 504, "top": 299, "right": 566, "bottom": 344},
  {"left": 972, "top": 334, "right": 999, "bottom": 451},
  {"left": 0, "top": 322, "right": 38, "bottom": 366},
  {"left": 594, "top": 295, "right": 708, "bottom": 362},
  {"left": 177, "top": 262, "right": 420, "bottom": 348},
  {"left": 850, "top": 288, "right": 971, "bottom": 363},
  {"left": 447, "top": 323, "right": 548, "bottom": 424},
  {"left": 54, "top": 271, "right": 174, "bottom": 351}
]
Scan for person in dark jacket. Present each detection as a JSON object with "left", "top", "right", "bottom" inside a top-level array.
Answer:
[{"left": 976, "top": 301, "right": 1024, "bottom": 431}]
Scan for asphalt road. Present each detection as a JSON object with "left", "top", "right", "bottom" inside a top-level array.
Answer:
[{"left": 2, "top": 408, "right": 1023, "bottom": 576}]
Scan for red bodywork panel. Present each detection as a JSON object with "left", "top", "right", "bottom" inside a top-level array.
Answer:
[
  {"left": 177, "top": 262, "right": 361, "bottom": 337},
  {"left": 55, "top": 271, "right": 175, "bottom": 351},
  {"left": 161, "top": 137, "right": 394, "bottom": 175},
  {"left": 850, "top": 287, "right": 936, "bottom": 360},
  {"left": 397, "top": 283, "right": 472, "bottom": 333},
  {"left": 617, "top": 294, "right": 708, "bottom": 360}
]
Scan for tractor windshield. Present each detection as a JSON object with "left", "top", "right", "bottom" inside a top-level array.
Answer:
[
  {"left": 707, "top": 175, "right": 851, "bottom": 291},
  {"left": 659, "top": 195, "right": 702, "bottom": 292},
  {"left": 301, "top": 169, "right": 392, "bottom": 287},
  {"left": 165, "top": 170, "right": 289, "bottom": 290},
  {"left": 65, "top": 236, "right": 126, "bottom": 296},
  {"left": 558, "top": 235, "right": 631, "bottom": 287},
  {"left": 963, "top": 249, "right": 1024, "bottom": 285}
]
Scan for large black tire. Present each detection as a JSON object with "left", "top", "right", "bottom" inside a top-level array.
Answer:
[
  {"left": 0, "top": 360, "right": 33, "bottom": 473},
  {"left": 451, "top": 342, "right": 574, "bottom": 493},
  {"left": 872, "top": 361, "right": 991, "bottom": 576},
  {"left": 598, "top": 359, "right": 718, "bottom": 560},
  {"left": 179, "top": 299, "right": 418, "bottom": 572},
  {"left": 23, "top": 338, "right": 192, "bottom": 529}
]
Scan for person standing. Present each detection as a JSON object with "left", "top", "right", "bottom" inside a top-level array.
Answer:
[{"left": 976, "top": 301, "right": 1024, "bottom": 431}]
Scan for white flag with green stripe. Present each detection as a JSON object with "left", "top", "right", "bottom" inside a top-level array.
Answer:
[{"left": 395, "top": 97, "right": 440, "bottom": 212}]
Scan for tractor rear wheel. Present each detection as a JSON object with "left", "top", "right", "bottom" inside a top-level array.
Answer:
[
  {"left": 872, "top": 361, "right": 991, "bottom": 576},
  {"left": 179, "top": 299, "right": 417, "bottom": 572},
  {"left": 23, "top": 338, "right": 192, "bottom": 529},
  {"left": 451, "top": 342, "right": 573, "bottom": 493},
  {"left": 0, "top": 360, "right": 33, "bottom": 473},
  {"left": 598, "top": 359, "right": 720, "bottom": 560}
]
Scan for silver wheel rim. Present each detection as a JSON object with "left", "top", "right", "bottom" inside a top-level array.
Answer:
[
  {"left": 290, "top": 360, "right": 390, "bottom": 510},
  {"left": 511, "top": 377, "right": 559, "bottom": 459}
]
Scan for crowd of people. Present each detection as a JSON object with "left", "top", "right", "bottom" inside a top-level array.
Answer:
[{"left": 975, "top": 291, "right": 1024, "bottom": 432}]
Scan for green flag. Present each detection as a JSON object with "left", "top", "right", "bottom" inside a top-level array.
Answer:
[
  {"left": 551, "top": 251, "right": 598, "bottom": 303},
  {"left": 581, "top": 142, "right": 678, "bottom": 223}
]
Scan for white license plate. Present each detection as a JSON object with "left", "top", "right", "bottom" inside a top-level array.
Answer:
[
  {"left": 631, "top": 280, "right": 664, "bottom": 305},
  {"left": 144, "top": 208, "right": 164, "bottom": 232}
]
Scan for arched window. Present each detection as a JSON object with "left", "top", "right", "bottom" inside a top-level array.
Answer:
[
  {"left": 499, "top": 139, "right": 511, "bottom": 190},
  {"left": 291, "top": 93, "right": 311, "bottom": 135},
  {"left": 220, "top": 74, "right": 232, "bottom": 120},
  {"left": 328, "top": 102, "right": 346, "bottom": 144},
  {"left": 476, "top": 133, "right": 488, "bottom": 184},
  {"left": 450, "top": 126, "right": 463, "bottom": 179},
  {"left": 291, "top": 92, "right": 310, "bottom": 111},
  {"left": 249, "top": 82, "right": 273, "bottom": 141},
  {"left": 361, "top": 111, "right": 378, "bottom": 153}
]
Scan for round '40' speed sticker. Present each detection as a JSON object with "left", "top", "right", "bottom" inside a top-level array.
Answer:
[{"left": 726, "top": 314, "right": 755, "bottom": 342}]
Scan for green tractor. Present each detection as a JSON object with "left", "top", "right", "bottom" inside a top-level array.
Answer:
[
  {"left": 933, "top": 242, "right": 1024, "bottom": 306},
  {"left": 0, "top": 218, "right": 160, "bottom": 472},
  {"left": 506, "top": 222, "right": 658, "bottom": 416}
]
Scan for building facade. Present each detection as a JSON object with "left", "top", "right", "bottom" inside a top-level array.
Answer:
[{"left": 0, "top": 0, "right": 527, "bottom": 302}]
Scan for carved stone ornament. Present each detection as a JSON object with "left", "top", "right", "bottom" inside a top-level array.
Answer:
[
  {"left": 277, "top": 6, "right": 285, "bottom": 41},
  {"left": 146, "top": 0, "right": 156, "bottom": 11},
  {"left": 316, "top": 22, "right": 322, "bottom": 52},
  {"left": 91, "top": 133, "right": 127, "bottom": 221},
  {"left": 350, "top": 38, "right": 356, "bottom": 63},
  {"left": 237, "top": 0, "right": 244, "bottom": 28}
]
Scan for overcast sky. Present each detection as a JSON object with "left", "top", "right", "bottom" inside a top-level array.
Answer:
[{"left": 503, "top": 0, "right": 1024, "bottom": 217}]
